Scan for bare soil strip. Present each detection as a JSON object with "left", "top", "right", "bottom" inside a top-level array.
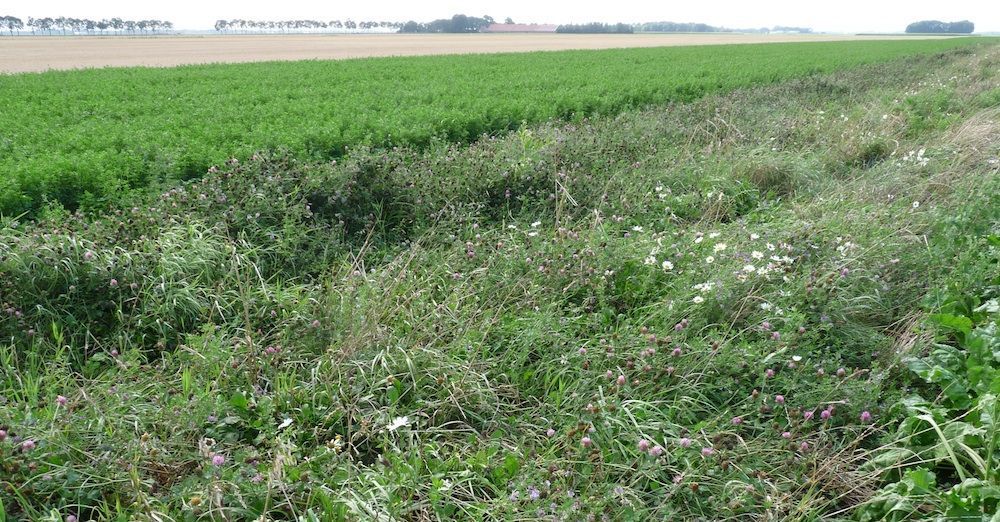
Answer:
[{"left": 0, "top": 33, "right": 958, "bottom": 73}]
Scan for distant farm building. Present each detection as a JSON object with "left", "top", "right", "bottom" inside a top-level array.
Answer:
[{"left": 483, "top": 24, "right": 558, "bottom": 33}]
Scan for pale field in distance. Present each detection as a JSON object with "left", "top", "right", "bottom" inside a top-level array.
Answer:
[{"left": 1, "top": 33, "right": 959, "bottom": 73}]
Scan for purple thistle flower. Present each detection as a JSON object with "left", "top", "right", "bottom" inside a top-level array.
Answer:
[
  {"left": 616, "top": 374, "right": 626, "bottom": 386},
  {"left": 21, "top": 439, "right": 35, "bottom": 452},
  {"left": 837, "top": 367, "right": 847, "bottom": 378},
  {"left": 774, "top": 394, "right": 785, "bottom": 404},
  {"left": 803, "top": 411, "right": 814, "bottom": 421},
  {"left": 781, "top": 431, "right": 792, "bottom": 439},
  {"left": 679, "top": 437, "right": 692, "bottom": 448},
  {"left": 672, "top": 347, "right": 682, "bottom": 357},
  {"left": 546, "top": 428, "right": 556, "bottom": 437},
  {"left": 799, "top": 441, "right": 809, "bottom": 452},
  {"left": 211, "top": 454, "right": 225, "bottom": 466},
  {"left": 765, "top": 368, "right": 775, "bottom": 378},
  {"left": 109, "top": 278, "right": 119, "bottom": 288},
  {"left": 649, "top": 445, "right": 664, "bottom": 457},
  {"left": 56, "top": 395, "right": 68, "bottom": 407},
  {"left": 860, "top": 411, "right": 872, "bottom": 423},
  {"left": 731, "top": 416, "right": 743, "bottom": 425},
  {"left": 528, "top": 486, "right": 541, "bottom": 500},
  {"left": 581, "top": 436, "right": 593, "bottom": 448},
  {"left": 821, "top": 409, "right": 832, "bottom": 421},
  {"left": 771, "top": 331, "right": 781, "bottom": 341},
  {"left": 637, "top": 439, "right": 650, "bottom": 452},
  {"left": 701, "top": 447, "right": 714, "bottom": 457}
]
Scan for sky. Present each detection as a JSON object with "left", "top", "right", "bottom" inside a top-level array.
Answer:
[{"left": 4, "top": 0, "right": 998, "bottom": 33}]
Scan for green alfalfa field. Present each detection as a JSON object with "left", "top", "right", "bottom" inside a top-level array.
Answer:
[{"left": 1, "top": 38, "right": 1000, "bottom": 521}]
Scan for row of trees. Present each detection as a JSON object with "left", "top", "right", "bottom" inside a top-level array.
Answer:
[
  {"left": 638, "top": 21, "right": 730, "bottom": 33},
  {"left": 556, "top": 23, "right": 634, "bottom": 34},
  {"left": 213, "top": 19, "right": 402, "bottom": 33},
  {"left": 0, "top": 15, "right": 174, "bottom": 35},
  {"left": 905, "top": 20, "right": 974, "bottom": 34},
  {"left": 1, "top": 16, "right": 24, "bottom": 35},
  {"left": 398, "top": 14, "right": 495, "bottom": 33}
]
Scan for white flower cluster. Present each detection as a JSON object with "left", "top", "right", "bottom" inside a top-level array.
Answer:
[{"left": 901, "top": 148, "right": 929, "bottom": 167}]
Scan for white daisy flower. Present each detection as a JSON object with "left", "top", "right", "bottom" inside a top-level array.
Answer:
[{"left": 387, "top": 416, "right": 409, "bottom": 432}]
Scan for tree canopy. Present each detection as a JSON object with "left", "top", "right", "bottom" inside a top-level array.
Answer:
[
  {"left": 2, "top": 16, "right": 174, "bottom": 35},
  {"left": 556, "top": 23, "right": 634, "bottom": 34},
  {"left": 905, "top": 20, "right": 974, "bottom": 34},
  {"left": 397, "top": 14, "right": 494, "bottom": 33}
]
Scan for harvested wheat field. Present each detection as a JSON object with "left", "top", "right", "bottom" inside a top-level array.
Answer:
[{"left": 0, "top": 32, "right": 959, "bottom": 73}]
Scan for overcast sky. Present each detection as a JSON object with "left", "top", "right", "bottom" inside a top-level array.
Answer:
[{"left": 5, "top": 0, "right": 998, "bottom": 33}]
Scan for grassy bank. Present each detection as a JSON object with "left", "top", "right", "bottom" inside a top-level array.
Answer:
[{"left": 1, "top": 44, "right": 998, "bottom": 520}]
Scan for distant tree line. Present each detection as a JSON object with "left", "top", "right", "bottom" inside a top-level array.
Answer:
[
  {"left": 1, "top": 15, "right": 24, "bottom": 35},
  {"left": 1, "top": 16, "right": 174, "bottom": 35},
  {"left": 638, "top": 21, "right": 729, "bottom": 33},
  {"left": 213, "top": 19, "right": 403, "bottom": 33},
  {"left": 771, "top": 26, "right": 813, "bottom": 33},
  {"left": 397, "top": 14, "right": 494, "bottom": 33},
  {"left": 556, "top": 23, "right": 634, "bottom": 34},
  {"left": 905, "top": 20, "right": 974, "bottom": 34}
]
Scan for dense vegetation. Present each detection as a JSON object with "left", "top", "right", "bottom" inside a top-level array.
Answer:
[
  {"left": 555, "top": 23, "right": 634, "bottom": 34},
  {"left": 0, "top": 38, "right": 989, "bottom": 219},
  {"left": 906, "top": 20, "right": 975, "bottom": 34},
  {"left": 398, "top": 14, "right": 495, "bottom": 33},
  {"left": 1, "top": 42, "right": 998, "bottom": 520}
]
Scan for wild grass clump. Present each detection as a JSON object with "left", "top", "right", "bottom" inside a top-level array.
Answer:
[{"left": 0, "top": 43, "right": 998, "bottom": 521}]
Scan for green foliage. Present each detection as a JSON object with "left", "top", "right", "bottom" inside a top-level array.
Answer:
[
  {"left": 0, "top": 38, "right": 992, "bottom": 216},
  {"left": 0, "top": 40, "right": 998, "bottom": 522},
  {"left": 860, "top": 251, "right": 1000, "bottom": 519}
]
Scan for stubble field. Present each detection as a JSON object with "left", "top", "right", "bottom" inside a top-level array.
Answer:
[{"left": 0, "top": 32, "right": 962, "bottom": 73}]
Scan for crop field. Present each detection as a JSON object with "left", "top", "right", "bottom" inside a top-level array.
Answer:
[
  {"left": 0, "top": 37, "right": 989, "bottom": 217},
  {"left": 0, "top": 33, "right": 963, "bottom": 74},
  {"left": 1, "top": 39, "right": 1000, "bottom": 521}
]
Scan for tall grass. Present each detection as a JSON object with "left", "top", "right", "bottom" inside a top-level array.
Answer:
[{"left": 0, "top": 44, "right": 998, "bottom": 520}]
